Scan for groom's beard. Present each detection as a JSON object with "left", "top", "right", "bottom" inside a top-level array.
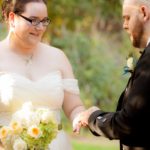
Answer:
[{"left": 131, "top": 20, "right": 144, "bottom": 48}]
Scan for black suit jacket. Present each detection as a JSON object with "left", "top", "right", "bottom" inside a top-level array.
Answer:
[{"left": 88, "top": 44, "right": 150, "bottom": 149}]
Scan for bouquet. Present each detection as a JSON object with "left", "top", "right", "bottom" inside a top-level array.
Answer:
[{"left": 0, "top": 102, "right": 58, "bottom": 150}]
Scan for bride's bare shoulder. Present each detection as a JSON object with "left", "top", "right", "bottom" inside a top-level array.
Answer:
[
  {"left": 39, "top": 42, "right": 65, "bottom": 57},
  {"left": 39, "top": 43, "right": 73, "bottom": 76}
]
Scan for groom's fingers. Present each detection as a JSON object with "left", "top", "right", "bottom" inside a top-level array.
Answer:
[{"left": 82, "top": 122, "right": 88, "bottom": 127}]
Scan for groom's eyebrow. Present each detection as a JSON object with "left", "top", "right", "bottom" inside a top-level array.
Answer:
[
  {"left": 122, "top": 10, "right": 128, "bottom": 18},
  {"left": 123, "top": 4, "right": 140, "bottom": 10},
  {"left": 122, "top": 11, "right": 130, "bottom": 17}
]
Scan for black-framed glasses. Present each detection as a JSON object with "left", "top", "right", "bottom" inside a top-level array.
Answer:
[{"left": 17, "top": 14, "right": 50, "bottom": 26}]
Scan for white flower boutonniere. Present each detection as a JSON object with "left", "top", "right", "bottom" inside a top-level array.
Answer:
[{"left": 124, "top": 54, "right": 137, "bottom": 75}]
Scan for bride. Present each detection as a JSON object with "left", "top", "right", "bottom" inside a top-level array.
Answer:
[{"left": 0, "top": 0, "right": 85, "bottom": 149}]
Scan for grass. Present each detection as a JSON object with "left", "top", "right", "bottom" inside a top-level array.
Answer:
[
  {"left": 72, "top": 141, "right": 118, "bottom": 150},
  {"left": 71, "top": 135, "right": 119, "bottom": 150}
]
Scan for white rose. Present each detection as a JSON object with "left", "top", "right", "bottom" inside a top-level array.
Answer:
[
  {"left": 13, "top": 138, "right": 27, "bottom": 150},
  {"left": 127, "top": 57, "right": 134, "bottom": 70},
  {"left": 12, "top": 110, "right": 40, "bottom": 128},
  {"left": 36, "top": 108, "right": 56, "bottom": 123},
  {"left": 22, "top": 102, "right": 34, "bottom": 112},
  {"left": 25, "top": 112, "right": 40, "bottom": 127},
  {"left": 41, "top": 111, "right": 56, "bottom": 123}
]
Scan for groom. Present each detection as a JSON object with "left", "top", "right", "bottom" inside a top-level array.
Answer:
[{"left": 74, "top": 0, "right": 150, "bottom": 150}]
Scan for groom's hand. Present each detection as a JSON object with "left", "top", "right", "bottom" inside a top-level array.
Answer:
[{"left": 73, "top": 106, "right": 100, "bottom": 134}]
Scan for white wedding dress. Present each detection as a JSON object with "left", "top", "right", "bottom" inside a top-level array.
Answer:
[{"left": 0, "top": 71, "right": 80, "bottom": 150}]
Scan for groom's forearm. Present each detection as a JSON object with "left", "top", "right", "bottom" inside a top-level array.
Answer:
[
  {"left": 88, "top": 107, "right": 138, "bottom": 140},
  {"left": 88, "top": 110, "right": 104, "bottom": 136},
  {"left": 88, "top": 106, "right": 144, "bottom": 140},
  {"left": 88, "top": 110, "right": 117, "bottom": 139}
]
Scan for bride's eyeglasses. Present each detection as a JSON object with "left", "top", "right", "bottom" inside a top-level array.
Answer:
[{"left": 17, "top": 14, "right": 50, "bottom": 26}]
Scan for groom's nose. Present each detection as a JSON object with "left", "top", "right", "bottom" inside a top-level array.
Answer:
[{"left": 123, "top": 21, "right": 128, "bottom": 30}]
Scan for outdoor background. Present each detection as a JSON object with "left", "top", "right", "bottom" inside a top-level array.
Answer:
[{"left": 0, "top": 0, "right": 141, "bottom": 149}]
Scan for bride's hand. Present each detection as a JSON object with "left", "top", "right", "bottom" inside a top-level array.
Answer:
[{"left": 73, "top": 106, "right": 100, "bottom": 134}]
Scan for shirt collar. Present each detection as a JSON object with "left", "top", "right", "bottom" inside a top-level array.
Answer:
[{"left": 146, "top": 37, "right": 150, "bottom": 46}]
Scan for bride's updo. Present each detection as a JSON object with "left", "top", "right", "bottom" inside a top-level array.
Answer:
[{"left": 1, "top": 0, "right": 47, "bottom": 21}]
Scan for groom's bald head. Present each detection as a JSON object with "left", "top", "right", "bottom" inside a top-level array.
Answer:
[
  {"left": 123, "top": 0, "right": 150, "bottom": 7},
  {"left": 122, "top": 0, "right": 150, "bottom": 48}
]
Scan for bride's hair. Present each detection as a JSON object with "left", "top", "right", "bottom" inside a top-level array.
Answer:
[{"left": 1, "top": 0, "right": 47, "bottom": 21}]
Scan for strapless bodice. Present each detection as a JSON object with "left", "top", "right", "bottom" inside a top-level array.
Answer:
[{"left": 0, "top": 71, "right": 80, "bottom": 125}]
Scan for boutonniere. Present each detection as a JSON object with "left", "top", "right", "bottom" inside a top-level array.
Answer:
[{"left": 124, "top": 54, "right": 137, "bottom": 75}]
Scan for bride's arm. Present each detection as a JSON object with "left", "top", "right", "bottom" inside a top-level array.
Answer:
[
  {"left": 63, "top": 92, "right": 85, "bottom": 122},
  {"left": 58, "top": 50, "right": 85, "bottom": 124}
]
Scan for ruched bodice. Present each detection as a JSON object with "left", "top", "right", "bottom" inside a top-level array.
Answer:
[{"left": 0, "top": 71, "right": 80, "bottom": 127}]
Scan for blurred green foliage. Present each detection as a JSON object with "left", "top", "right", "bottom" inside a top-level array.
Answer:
[{"left": 0, "top": 0, "right": 140, "bottom": 111}]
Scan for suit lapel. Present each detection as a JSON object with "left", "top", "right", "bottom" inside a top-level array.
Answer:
[
  {"left": 116, "top": 77, "right": 132, "bottom": 111},
  {"left": 116, "top": 45, "right": 149, "bottom": 111}
]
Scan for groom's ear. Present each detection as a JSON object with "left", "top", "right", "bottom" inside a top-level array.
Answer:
[{"left": 139, "top": 5, "right": 149, "bottom": 22}]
